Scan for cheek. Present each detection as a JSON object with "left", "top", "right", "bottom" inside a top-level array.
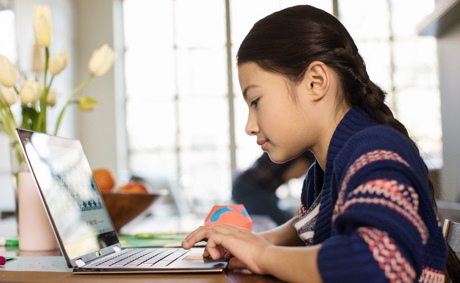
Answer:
[{"left": 266, "top": 109, "right": 300, "bottom": 137}]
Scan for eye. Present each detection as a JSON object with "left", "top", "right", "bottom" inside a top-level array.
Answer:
[{"left": 250, "top": 98, "right": 259, "bottom": 108}]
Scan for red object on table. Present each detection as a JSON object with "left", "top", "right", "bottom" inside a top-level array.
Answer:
[
  {"left": 0, "top": 256, "right": 6, "bottom": 266},
  {"left": 204, "top": 204, "right": 253, "bottom": 230}
]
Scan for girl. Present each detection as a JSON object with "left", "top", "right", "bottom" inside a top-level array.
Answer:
[{"left": 182, "top": 5, "right": 454, "bottom": 282}]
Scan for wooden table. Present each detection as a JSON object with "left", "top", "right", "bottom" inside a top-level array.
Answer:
[
  {"left": 0, "top": 215, "right": 283, "bottom": 282},
  {"left": 0, "top": 249, "right": 282, "bottom": 283},
  {"left": 0, "top": 269, "right": 283, "bottom": 283},
  {"left": 0, "top": 247, "right": 283, "bottom": 282}
]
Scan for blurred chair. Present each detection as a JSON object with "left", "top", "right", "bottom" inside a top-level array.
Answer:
[
  {"left": 443, "top": 219, "right": 460, "bottom": 283},
  {"left": 444, "top": 219, "right": 460, "bottom": 253}
]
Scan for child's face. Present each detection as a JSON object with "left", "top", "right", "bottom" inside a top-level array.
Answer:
[{"left": 238, "top": 62, "right": 314, "bottom": 163}]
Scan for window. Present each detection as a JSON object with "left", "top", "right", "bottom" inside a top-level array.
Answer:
[
  {"left": 0, "top": 9, "right": 16, "bottom": 61},
  {"left": 122, "top": 0, "right": 440, "bottom": 213},
  {"left": 339, "top": 0, "right": 441, "bottom": 169}
]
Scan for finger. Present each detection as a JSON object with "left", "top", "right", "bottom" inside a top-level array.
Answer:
[
  {"left": 228, "top": 257, "right": 248, "bottom": 270},
  {"left": 224, "top": 251, "right": 233, "bottom": 260},
  {"left": 182, "top": 226, "right": 211, "bottom": 249},
  {"left": 183, "top": 224, "right": 234, "bottom": 249},
  {"left": 204, "top": 225, "right": 244, "bottom": 259},
  {"left": 204, "top": 235, "right": 230, "bottom": 260},
  {"left": 203, "top": 248, "right": 210, "bottom": 258},
  {"left": 203, "top": 245, "right": 225, "bottom": 258},
  {"left": 182, "top": 226, "right": 210, "bottom": 248},
  {"left": 216, "top": 246, "right": 227, "bottom": 259}
]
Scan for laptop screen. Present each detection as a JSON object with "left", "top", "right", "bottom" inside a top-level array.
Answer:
[{"left": 17, "top": 129, "right": 118, "bottom": 260}]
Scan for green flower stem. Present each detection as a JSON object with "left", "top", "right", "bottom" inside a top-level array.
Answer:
[
  {"left": 0, "top": 109, "right": 13, "bottom": 139},
  {"left": 0, "top": 97, "right": 19, "bottom": 141},
  {"left": 36, "top": 47, "right": 50, "bottom": 133},
  {"left": 38, "top": 85, "right": 51, "bottom": 132},
  {"left": 54, "top": 74, "right": 94, "bottom": 135},
  {"left": 10, "top": 139, "right": 24, "bottom": 172},
  {"left": 8, "top": 138, "right": 25, "bottom": 193},
  {"left": 0, "top": 86, "right": 19, "bottom": 140}
]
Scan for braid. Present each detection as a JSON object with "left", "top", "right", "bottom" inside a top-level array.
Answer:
[
  {"left": 336, "top": 49, "right": 438, "bottom": 201},
  {"left": 350, "top": 54, "right": 411, "bottom": 142}
]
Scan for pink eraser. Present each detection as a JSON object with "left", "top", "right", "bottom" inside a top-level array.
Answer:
[{"left": 204, "top": 204, "right": 252, "bottom": 230}]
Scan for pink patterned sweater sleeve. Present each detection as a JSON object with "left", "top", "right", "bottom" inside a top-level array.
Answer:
[{"left": 301, "top": 107, "right": 447, "bottom": 282}]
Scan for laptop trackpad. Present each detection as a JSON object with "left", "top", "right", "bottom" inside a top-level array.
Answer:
[{"left": 183, "top": 254, "right": 220, "bottom": 263}]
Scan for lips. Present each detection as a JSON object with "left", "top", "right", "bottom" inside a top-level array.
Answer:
[{"left": 257, "top": 140, "right": 269, "bottom": 151}]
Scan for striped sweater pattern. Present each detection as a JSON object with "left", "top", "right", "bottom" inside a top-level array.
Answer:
[{"left": 297, "top": 106, "right": 447, "bottom": 282}]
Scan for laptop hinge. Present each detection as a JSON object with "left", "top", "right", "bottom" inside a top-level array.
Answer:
[
  {"left": 113, "top": 246, "right": 121, "bottom": 253},
  {"left": 75, "top": 259, "right": 86, "bottom": 267}
]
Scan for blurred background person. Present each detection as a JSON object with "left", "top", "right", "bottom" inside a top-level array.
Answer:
[{"left": 232, "top": 151, "right": 315, "bottom": 225}]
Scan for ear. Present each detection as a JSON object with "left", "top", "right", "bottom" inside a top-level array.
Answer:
[{"left": 303, "top": 61, "right": 330, "bottom": 101}]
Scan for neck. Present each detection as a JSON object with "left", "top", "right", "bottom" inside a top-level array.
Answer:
[{"left": 312, "top": 105, "right": 350, "bottom": 171}]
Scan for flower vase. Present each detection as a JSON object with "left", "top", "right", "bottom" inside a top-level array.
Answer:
[
  {"left": 11, "top": 141, "right": 59, "bottom": 251},
  {"left": 18, "top": 170, "right": 59, "bottom": 251}
]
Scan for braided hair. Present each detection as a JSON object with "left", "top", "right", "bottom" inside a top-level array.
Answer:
[{"left": 236, "top": 4, "right": 459, "bottom": 279}]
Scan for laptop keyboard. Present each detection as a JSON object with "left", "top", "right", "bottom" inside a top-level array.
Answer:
[{"left": 89, "top": 248, "right": 190, "bottom": 268}]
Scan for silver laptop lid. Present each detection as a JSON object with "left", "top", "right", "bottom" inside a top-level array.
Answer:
[{"left": 16, "top": 128, "right": 121, "bottom": 268}]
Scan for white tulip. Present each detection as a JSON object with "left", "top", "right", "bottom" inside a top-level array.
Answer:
[
  {"left": 47, "top": 90, "right": 57, "bottom": 107},
  {"left": 19, "top": 80, "right": 42, "bottom": 104},
  {"left": 32, "top": 43, "right": 44, "bottom": 73},
  {"left": 0, "top": 86, "right": 17, "bottom": 106},
  {"left": 0, "top": 55, "right": 19, "bottom": 88},
  {"left": 49, "top": 48, "right": 68, "bottom": 75},
  {"left": 88, "top": 44, "right": 115, "bottom": 77},
  {"left": 34, "top": 6, "right": 52, "bottom": 47}
]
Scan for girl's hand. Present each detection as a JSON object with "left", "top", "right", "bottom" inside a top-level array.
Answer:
[{"left": 181, "top": 224, "right": 271, "bottom": 274}]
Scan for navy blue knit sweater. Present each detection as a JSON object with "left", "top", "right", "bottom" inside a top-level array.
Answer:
[{"left": 297, "top": 106, "right": 447, "bottom": 282}]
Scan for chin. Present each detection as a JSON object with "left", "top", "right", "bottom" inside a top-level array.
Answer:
[
  {"left": 268, "top": 150, "right": 305, "bottom": 164},
  {"left": 266, "top": 152, "right": 289, "bottom": 164}
]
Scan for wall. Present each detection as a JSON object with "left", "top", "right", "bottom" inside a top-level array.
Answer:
[
  {"left": 73, "top": 0, "right": 128, "bottom": 184},
  {"left": 438, "top": 20, "right": 460, "bottom": 202}
]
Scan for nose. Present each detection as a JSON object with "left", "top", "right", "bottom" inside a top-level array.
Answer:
[{"left": 245, "top": 111, "right": 258, "bottom": 136}]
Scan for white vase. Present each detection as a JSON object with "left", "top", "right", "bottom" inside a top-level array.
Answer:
[{"left": 18, "top": 171, "right": 59, "bottom": 251}]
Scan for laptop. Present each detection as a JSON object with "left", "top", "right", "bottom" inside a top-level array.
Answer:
[{"left": 15, "top": 128, "right": 227, "bottom": 274}]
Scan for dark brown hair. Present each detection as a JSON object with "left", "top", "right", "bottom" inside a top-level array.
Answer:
[{"left": 237, "top": 4, "right": 458, "bottom": 279}]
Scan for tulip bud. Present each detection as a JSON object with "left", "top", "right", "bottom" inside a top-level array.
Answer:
[
  {"left": 34, "top": 6, "right": 52, "bottom": 47},
  {"left": 88, "top": 44, "right": 115, "bottom": 77},
  {"left": 0, "top": 86, "right": 17, "bottom": 106},
  {"left": 0, "top": 55, "right": 19, "bottom": 88},
  {"left": 32, "top": 43, "right": 44, "bottom": 74},
  {"left": 49, "top": 48, "right": 68, "bottom": 75},
  {"left": 47, "top": 90, "right": 57, "bottom": 107},
  {"left": 19, "top": 80, "right": 42, "bottom": 104},
  {"left": 77, "top": 96, "right": 98, "bottom": 111}
]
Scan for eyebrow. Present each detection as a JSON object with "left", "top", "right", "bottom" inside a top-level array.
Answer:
[{"left": 242, "top": 85, "right": 258, "bottom": 101}]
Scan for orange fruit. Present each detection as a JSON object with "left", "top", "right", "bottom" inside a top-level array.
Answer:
[
  {"left": 93, "top": 168, "right": 116, "bottom": 192},
  {"left": 118, "top": 181, "right": 149, "bottom": 193}
]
